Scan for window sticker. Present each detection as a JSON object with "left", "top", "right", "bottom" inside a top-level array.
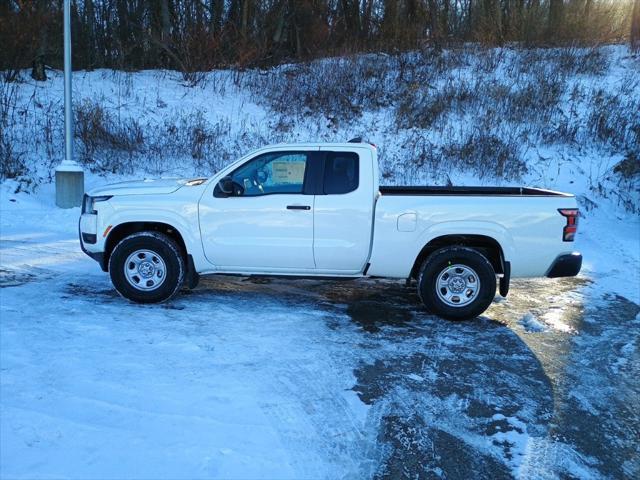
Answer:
[{"left": 272, "top": 161, "right": 306, "bottom": 184}]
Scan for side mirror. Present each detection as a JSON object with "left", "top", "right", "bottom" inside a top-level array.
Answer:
[{"left": 218, "top": 176, "right": 234, "bottom": 195}]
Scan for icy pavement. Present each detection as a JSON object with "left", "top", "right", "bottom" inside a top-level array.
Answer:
[{"left": 1, "top": 198, "right": 639, "bottom": 479}]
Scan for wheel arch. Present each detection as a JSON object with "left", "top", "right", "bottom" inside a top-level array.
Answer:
[
  {"left": 410, "top": 234, "right": 506, "bottom": 279},
  {"left": 104, "top": 221, "right": 187, "bottom": 271}
]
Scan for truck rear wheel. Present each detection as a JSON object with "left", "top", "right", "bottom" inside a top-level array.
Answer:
[
  {"left": 418, "top": 246, "right": 496, "bottom": 321},
  {"left": 109, "top": 232, "right": 185, "bottom": 304}
]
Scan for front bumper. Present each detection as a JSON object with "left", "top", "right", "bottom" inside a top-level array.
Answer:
[
  {"left": 79, "top": 218, "right": 108, "bottom": 271},
  {"left": 546, "top": 252, "right": 582, "bottom": 278}
]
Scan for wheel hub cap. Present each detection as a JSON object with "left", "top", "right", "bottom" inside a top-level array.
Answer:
[
  {"left": 124, "top": 249, "right": 167, "bottom": 291},
  {"left": 449, "top": 276, "right": 467, "bottom": 293},
  {"left": 436, "top": 264, "right": 481, "bottom": 307},
  {"left": 138, "top": 261, "right": 155, "bottom": 278}
]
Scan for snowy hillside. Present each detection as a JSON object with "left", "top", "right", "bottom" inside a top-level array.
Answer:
[
  {"left": 2, "top": 45, "right": 639, "bottom": 200},
  {"left": 1, "top": 45, "right": 640, "bottom": 479}
]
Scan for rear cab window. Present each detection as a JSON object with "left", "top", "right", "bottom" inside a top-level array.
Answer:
[{"left": 323, "top": 152, "right": 359, "bottom": 194}]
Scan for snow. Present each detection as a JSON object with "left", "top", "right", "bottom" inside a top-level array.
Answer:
[
  {"left": 519, "top": 313, "right": 548, "bottom": 333},
  {"left": 3, "top": 179, "right": 638, "bottom": 477},
  {"left": 1, "top": 190, "right": 638, "bottom": 477},
  {"left": 490, "top": 427, "right": 528, "bottom": 469},
  {"left": 0, "top": 208, "right": 370, "bottom": 478},
  {"left": 541, "top": 308, "right": 575, "bottom": 333},
  {"left": 2, "top": 45, "right": 640, "bottom": 478}
]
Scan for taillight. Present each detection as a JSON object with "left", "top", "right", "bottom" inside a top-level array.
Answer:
[{"left": 558, "top": 208, "right": 579, "bottom": 242}]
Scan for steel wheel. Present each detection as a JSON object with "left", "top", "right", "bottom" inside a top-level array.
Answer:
[
  {"left": 123, "top": 249, "right": 167, "bottom": 291},
  {"left": 418, "top": 246, "right": 496, "bottom": 321},
  {"left": 435, "top": 264, "right": 481, "bottom": 307}
]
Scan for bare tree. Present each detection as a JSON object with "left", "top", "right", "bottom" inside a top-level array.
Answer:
[
  {"left": 30, "top": 0, "right": 49, "bottom": 81},
  {"left": 632, "top": 0, "right": 640, "bottom": 52},
  {"left": 209, "top": 0, "right": 224, "bottom": 33},
  {"left": 1, "top": 0, "right": 638, "bottom": 73},
  {"left": 548, "top": 0, "right": 564, "bottom": 40}
]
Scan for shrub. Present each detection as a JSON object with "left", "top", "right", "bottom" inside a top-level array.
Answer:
[
  {"left": 501, "top": 73, "right": 564, "bottom": 123},
  {"left": 0, "top": 132, "right": 27, "bottom": 180},
  {"left": 587, "top": 90, "right": 640, "bottom": 154},
  {"left": 396, "top": 88, "right": 451, "bottom": 129},
  {"left": 613, "top": 152, "right": 640, "bottom": 179},
  {"left": 611, "top": 153, "right": 640, "bottom": 213},
  {"left": 75, "top": 101, "right": 144, "bottom": 172},
  {"left": 441, "top": 130, "right": 528, "bottom": 180},
  {"left": 251, "top": 54, "right": 395, "bottom": 122},
  {"left": 553, "top": 47, "right": 610, "bottom": 75},
  {"left": 515, "top": 46, "right": 609, "bottom": 76}
]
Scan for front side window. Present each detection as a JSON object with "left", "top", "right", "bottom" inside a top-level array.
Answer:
[
  {"left": 323, "top": 152, "right": 359, "bottom": 194},
  {"left": 229, "top": 152, "right": 308, "bottom": 196}
]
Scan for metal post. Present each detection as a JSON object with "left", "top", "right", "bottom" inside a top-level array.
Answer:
[
  {"left": 56, "top": 0, "right": 84, "bottom": 208},
  {"left": 63, "top": 0, "right": 73, "bottom": 164}
]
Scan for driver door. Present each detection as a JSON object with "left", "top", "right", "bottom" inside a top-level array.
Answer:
[{"left": 199, "top": 150, "right": 317, "bottom": 271}]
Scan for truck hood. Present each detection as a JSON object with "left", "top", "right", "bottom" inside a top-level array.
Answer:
[{"left": 88, "top": 177, "right": 208, "bottom": 196}]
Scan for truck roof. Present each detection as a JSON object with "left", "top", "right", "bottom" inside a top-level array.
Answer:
[{"left": 263, "top": 142, "right": 376, "bottom": 149}]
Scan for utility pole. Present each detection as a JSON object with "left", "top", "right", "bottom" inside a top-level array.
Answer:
[{"left": 56, "top": 0, "right": 84, "bottom": 208}]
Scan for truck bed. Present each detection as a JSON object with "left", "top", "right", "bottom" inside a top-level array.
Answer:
[{"left": 379, "top": 186, "right": 572, "bottom": 197}]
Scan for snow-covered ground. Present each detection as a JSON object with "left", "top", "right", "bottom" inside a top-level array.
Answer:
[
  {"left": 1, "top": 45, "right": 639, "bottom": 478},
  {"left": 1, "top": 182, "right": 638, "bottom": 479}
]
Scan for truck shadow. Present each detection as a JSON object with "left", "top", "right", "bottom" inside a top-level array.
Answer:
[
  {"left": 327, "top": 280, "right": 550, "bottom": 477},
  {"left": 189, "top": 275, "right": 561, "bottom": 476}
]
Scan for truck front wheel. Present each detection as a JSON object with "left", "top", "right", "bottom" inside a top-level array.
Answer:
[
  {"left": 418, "top": 246, "right": 496, "bottom": 321},
  {"left": 109, "top": 232, "right": 185, "bottom": 303}
]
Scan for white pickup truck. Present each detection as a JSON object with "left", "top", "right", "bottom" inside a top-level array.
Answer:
[{"left": 79, "top": 140, "right": 582, "bottom": 320}]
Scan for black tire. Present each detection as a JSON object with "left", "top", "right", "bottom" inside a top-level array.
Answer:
[
  {"left": 109, "top": 231, "right": 185, "bottom": 304},
  {"left": 417, "top": 246, "right": 496, "bottom": 321}
]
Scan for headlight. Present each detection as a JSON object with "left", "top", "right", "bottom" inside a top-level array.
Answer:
[{"left": 82, "top": 195, "right": 112, "bottom": 214}]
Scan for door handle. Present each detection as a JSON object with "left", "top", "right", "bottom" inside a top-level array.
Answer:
[{"left": 286, "top": 205, "right": 311, "bottom": 210}]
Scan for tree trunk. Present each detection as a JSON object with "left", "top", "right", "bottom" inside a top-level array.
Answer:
[
  {"left": 160, "top": 0, "right": 171, "bottom": 41},
  {"left": 85, "top": 0, "right": 97, "bottom": 68},
  {"left": 516, "top": 0, "right": 525, "bottom": 37},
  {"left": 31, "top": 55, "right": 46, "bottom": 81},
  {"left": 210, "top": 0, "right": 223, "bottom": 33},
  {"left": 241, "top": 0, "right": 250, "bottom": 38},
  {"left": 583, "top": 0, "right": 593, "bottom": 19},
  {"left": 382, "top": 0, "right": 399, "bottom": 42},
  {"left": 428, "top": 0, "right": 439, "bottom": 42},
  {"left": 632, "top": 0, "right": 640, "bottom": 52},
  {"left": 339, "top": 0, "right": 360, "bottom": 39},
  {"left": 272, "top": 0, "right": 287, "bottom": 44},
  {"left": 467, "top": 0, "right": 475, "bottom": 38},
  {"left": 442, "top": 0, "right": 450, "bottom": 37},
  {"left": 501, "top": 0, "right": 510, "bottom": 40},
  {"left": 116, "top": 0, "right": 130, "bottom": 66},
  {"left": 362, "top": 0, "right": 373, "bottom": 39},
  {"left": 548, "top": 0, "right": 564, "bottom": 40},
  {"left": 30, "top": 0, "right": 47, "bottom": 81}
]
